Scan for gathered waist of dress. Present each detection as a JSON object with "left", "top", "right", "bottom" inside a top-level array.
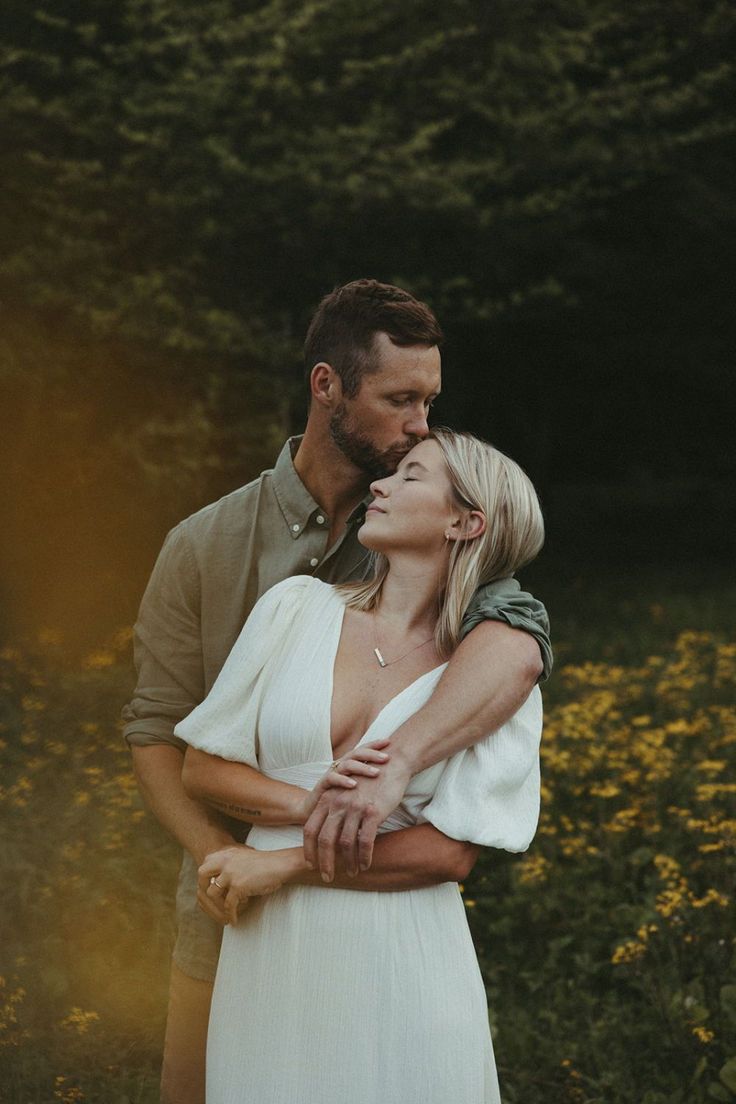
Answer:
[{"left": 247, "top": 763, "right": 419, "bottom": 851}]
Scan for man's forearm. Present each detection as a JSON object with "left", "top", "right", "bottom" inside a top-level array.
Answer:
[
  {"left": 390, "top": 619, "right": 543, "bottom": 775},
  {"left": 296, "top": 824, "right": 478, "bottom": 890},
  {"left": 200, "top": 825, "right": 479, "bottom": 924},
  {"left": 132, "top": 744, "right": 236, "bottom": 865}
]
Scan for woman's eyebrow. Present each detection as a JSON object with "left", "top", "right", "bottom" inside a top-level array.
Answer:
[{"left": 402, "top": 460, "right": 429, "bottom": 474}]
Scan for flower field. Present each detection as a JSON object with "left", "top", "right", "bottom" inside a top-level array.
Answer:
[{"left": 0, "top": 605, "right": 734, "bottom": 1103}]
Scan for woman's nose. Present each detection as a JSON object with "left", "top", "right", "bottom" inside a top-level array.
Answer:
[{"left": 369, "top": 478, "right": 389, "bottom": 498}]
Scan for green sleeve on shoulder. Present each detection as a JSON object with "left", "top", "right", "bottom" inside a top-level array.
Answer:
[{"left": 459, "top": 577, "right": 553, "bottom": 682}]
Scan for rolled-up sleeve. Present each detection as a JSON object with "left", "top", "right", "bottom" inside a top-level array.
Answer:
[
  {"left": 459, "top": 577, "right": 553, "bottom": 682},
  {"left": 122, "top": 524, "right": 204, "bottom": 751}
]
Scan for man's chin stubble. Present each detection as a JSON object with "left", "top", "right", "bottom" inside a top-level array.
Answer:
[{"left": 328, "top": 411, "right": 417, "bottom": 480}]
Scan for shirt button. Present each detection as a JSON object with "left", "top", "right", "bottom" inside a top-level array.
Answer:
[
  {"left": 316, "top": 515, "right": 325, "bottom": 525},
  {"left": 309, "top": 557, "right": 319, "bottom": 568},
  {"left": 292, "top": 523, "right": 300, "bottom": 533}
]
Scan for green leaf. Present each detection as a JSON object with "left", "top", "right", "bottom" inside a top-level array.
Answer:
[
  {"left": 720, "top": 1059, "right": 736, "bottom": 1095},
  {"left": 721, "top": 986, "right": 736, "bottom": 1028}
]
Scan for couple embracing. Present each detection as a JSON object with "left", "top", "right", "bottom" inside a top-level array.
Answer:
[{"left": 124, "top": 279, "right": 552, "bottom": 1103}]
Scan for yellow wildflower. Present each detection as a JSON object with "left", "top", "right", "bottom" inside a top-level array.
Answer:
[
  {"left": 611, "top": 940, "right": 646, "bottom": 965},
  {"left": 696, "top": 760, "right": 726, "bottom": 774},
  {"left": 656, "top": 888, "right": 685, "bottom": 918},
  {"left": 60, "top": 1007, "right": 100, "bottom": 1034},
  {"left": 589, "top": 782, "right": 620, "bottom": 798},
  {"left": 81, "top": 650, "right": 115, "bottom": 670},
  {"left": 689, "top": 889, "right": 729, "bottom": 909},
  {"left": 518, "top": 854, "right": 550, "bottom": 885}
]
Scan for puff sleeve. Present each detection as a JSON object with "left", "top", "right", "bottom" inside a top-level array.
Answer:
[
  {"left": 173, "top": 575, "right": 314, "bottom": 765},
  {"left": 418, "top": 686, "right": 543, "bottom": 852}
]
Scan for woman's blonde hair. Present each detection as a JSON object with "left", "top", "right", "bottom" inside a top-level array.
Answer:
[{"left": 338, "top": 428, "right": 544, "bottom": 656}]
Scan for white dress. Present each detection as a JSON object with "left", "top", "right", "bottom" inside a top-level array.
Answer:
[{"left": 175, "top": 577, "right": 542, "bottom": 1104}]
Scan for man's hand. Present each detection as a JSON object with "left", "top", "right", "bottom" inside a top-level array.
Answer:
[
  {"left": 297, "top": 738, "right": 391, "bottom": 825},
  {"left": 303, "top": 754, "right": 413, "bottom": 881}
]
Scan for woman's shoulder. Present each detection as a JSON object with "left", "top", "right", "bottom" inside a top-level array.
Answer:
[{"left": 256, "top": 574, "right": 342, "bottom": 612}]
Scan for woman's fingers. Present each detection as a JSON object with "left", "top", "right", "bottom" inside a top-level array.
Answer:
[
  {"left": 334, "top": 759, "right": 381, "bottom": 778},
  {"left": 206, "top": 876, "right": 228, "bottom": 900},
  {"left": 350, "top": 747, "right": 390, "bottom": 764},
  {"left": 198, "top": 849, "right": 230, "bottom": 892},
  {"left": 322, "top": 770, "right": 357, "bottom": 789},
  {"left": 224, "top": 887, "right": 244, "bottom": 926},
  {"left": 196, "top": 887, "right": 227, "bottom": 926},
  {"left": 326, "top": 746, "right": 390, "bottom": 784}
]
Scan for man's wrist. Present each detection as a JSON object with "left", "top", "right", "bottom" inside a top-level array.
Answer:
[{"left": 386, "top": 740, "right": 420, "bottom": 779}]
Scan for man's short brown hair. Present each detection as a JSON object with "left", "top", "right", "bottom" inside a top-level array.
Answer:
[{"left": 304, "top": 279, "right": 444, "bottom": 397}]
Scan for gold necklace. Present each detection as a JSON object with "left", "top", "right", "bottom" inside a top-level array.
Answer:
[{"left": 371, "top": 610, "right": 435, "bottom": 668}]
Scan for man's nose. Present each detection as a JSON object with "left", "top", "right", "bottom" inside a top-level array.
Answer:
[{"left": 404, "top": 406, "right": 430, "bottom": 438}]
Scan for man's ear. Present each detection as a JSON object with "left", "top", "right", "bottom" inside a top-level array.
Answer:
[
  {"left": 310, "top": 362, "right": 341, "bottom": 408},
  {"left": 448, "top": 510, "right": 486, "bottom": 542}
]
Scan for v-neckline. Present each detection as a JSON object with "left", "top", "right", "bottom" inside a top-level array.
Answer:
[{"left": 324, "top": 587, "right": 447, "bottom": 756}]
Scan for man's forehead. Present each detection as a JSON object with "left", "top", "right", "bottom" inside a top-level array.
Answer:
[{"left": 366, "top": 337, "right": 442, "bottom": 390}]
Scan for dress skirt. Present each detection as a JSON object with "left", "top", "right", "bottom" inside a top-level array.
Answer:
[{"left": 206, "top": 830, "right": 499, "bottom": 1104}]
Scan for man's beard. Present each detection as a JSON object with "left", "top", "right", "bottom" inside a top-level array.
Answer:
[{"left": 329, "top": 403, "right": 419, "bottom": 480}]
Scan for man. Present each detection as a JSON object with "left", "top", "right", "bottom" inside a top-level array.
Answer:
[{"left": 123, "top": 279, "right": 551, "bottom": 1104}]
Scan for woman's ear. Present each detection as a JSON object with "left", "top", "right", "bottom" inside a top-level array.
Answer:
[{"left": 448, "top": 510, "right": 486, "bottom": 542}]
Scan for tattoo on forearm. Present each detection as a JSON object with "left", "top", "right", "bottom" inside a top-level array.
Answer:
[{"left": 210, "top": 799, "right": 262, "bottom": 818}]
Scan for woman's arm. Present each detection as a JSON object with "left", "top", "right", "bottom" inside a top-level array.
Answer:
[
  {"left": 182, "top": 747, "right": 306, "bottom": 825},
  {"left": 198, "top": 827, "right": 479, "bottom": 926},
  {"left": 182, "top": 742, "right": 391, "bottom": 827}
]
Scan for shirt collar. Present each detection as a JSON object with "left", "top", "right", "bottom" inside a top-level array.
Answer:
[
  {"left": 272, "top": 436, "right": 322, "bottom": 539},
  {"left": 272, "top": 436, "right": 371, "bottom": 539}
]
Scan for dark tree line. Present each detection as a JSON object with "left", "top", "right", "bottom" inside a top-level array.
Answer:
[{"left": 1, "top": 0, "right": 735, "bottom": 641}]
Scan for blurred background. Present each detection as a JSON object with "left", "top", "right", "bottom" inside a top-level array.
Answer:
[
  {"left": 1, "top": 0, "right": 734, "bottom": 654},
  {"left": 1, "top": 3, "right": 735, "bottom": 1103}
]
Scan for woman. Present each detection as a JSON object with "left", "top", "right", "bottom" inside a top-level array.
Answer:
[{"left": 176, "top": 428, "right": 545, "bottom": 1103}]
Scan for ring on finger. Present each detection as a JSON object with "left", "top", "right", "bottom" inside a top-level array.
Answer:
[
  {"left": 210, "top": 876, "right": 224, "bottom": 889},
  {"left": 331, "top": 760, "right": 341, "bottom": 773}
]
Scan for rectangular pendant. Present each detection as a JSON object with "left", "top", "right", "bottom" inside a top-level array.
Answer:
[{"left": 373, "top": 647, "right": 387, "bottom": 668}]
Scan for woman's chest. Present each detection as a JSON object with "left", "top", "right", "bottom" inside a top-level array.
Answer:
[{"left": 329, "top": 613, "right": 440, "bottom": 758}]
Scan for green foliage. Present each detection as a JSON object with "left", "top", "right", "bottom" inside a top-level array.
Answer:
[
  {"left": 464, "top": 626, "right": 736, "bottom": 1103},
  {"left": 1, "top": 1, "right": 735, "bottom": 650},
  {"left": 2, "top": 0, "right": 735, "bottom": 460}
]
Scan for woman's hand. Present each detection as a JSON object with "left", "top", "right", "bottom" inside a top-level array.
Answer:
[
  {"left": 198, "top": 845, "right": 303, "bottom": 926},
  {"left": 297, "top": 739, "right": 391, "bottom": 825}
]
